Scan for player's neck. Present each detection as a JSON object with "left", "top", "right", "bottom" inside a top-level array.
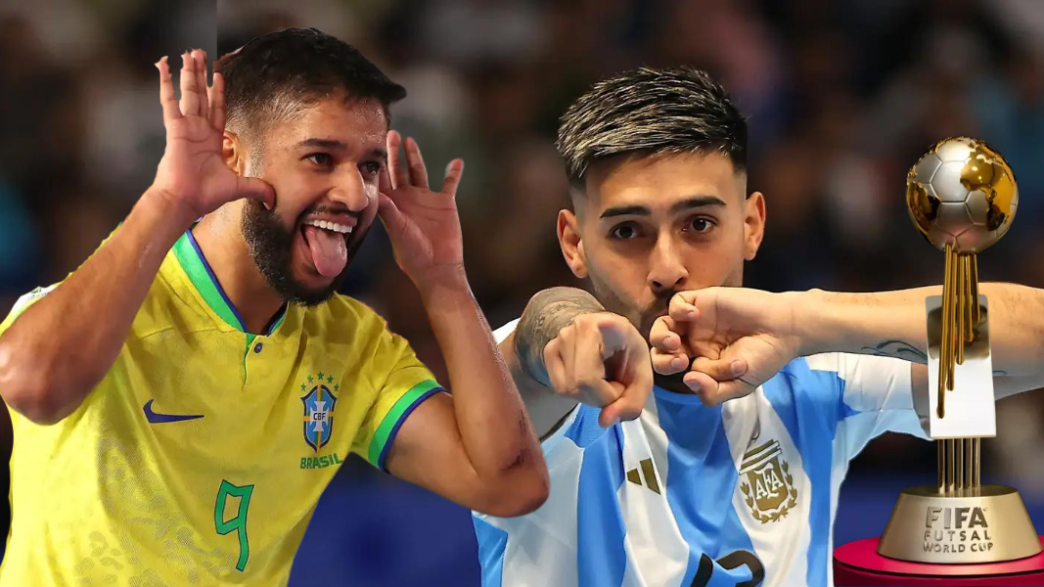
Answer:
[{"left": 191, "top": 216, "right": 285, "bottom": 335}]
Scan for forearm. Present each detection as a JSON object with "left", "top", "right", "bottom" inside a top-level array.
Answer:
[
  {"left": 795, "top": 283, "right": 1044, "bottom": 376},
  {"left": 0, "top": 190, "right": 193, "bottom": 423},
  {"left": 419, "top": 275, "right": 544, "bottom": 483},
  {"left": 515, "top": 287, "right": 605, "bottom": 386}
]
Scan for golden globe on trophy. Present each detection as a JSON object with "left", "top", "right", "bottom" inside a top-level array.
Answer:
[{"left": 834, "top": 137, "right": 1044, "bottom": 585}]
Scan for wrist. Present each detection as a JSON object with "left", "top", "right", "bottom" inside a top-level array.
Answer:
[
  {"left": 516, "top": 335, "right": 552, "bottom": 387},
  {"left": 141, "top": 186, "right": 200, "bottom": 229},
  {"left": 415, "top": 265, "right": 473, "bottom": 307},
  {"left": 515, "top": 287, "right": 604, "bottom": 389},
  {"left": 783, "top": 289, "right": 831, "bottom": 357}
]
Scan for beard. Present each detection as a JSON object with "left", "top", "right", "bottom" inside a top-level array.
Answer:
[
  {"left": 589, "top": 275, "right": 675, "bottom": 342},
  {"left": 240, "top": 199, "right": 351, "bottom": 307}
]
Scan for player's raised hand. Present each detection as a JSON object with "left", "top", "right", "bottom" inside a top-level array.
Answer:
[
  {"left": 151, "top": 50, "right": 274, "bottom": 223},
  {"left": 649, "top": 288, "right": 801, "bottom": 406},
  {"left": 378, "top": 131, "right": 466, "bottom": 288},
  {"left": 544, "top": 312, "right": 653, "bottom": 427}
]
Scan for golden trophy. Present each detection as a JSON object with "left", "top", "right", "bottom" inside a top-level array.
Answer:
[
  {"left": 835, "top": 138, "right": 1044, "bottom": 585},
  {"left": 875, "top": 137, "right": 1039, "bottom": 571}
]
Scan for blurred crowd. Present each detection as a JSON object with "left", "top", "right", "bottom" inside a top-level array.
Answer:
[{"left": 2, "top": 0, "right": 1044, "bottom": 576}]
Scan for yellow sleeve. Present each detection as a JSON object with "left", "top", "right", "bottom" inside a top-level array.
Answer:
[
  {"left": 0, "top": 226, "right": 119, "bottom": 339},
  {"left": 351, "top": 327, "right": 445, "bottom": 471}
]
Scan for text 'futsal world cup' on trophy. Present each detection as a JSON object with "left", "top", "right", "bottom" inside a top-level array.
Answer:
[{"left": 876, "top": 137, "right": 1040, "bottom": 565}]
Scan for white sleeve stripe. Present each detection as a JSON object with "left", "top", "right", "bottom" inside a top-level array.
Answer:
[{"left": 493, "top": 319, "right": 520, "bottom": 345}]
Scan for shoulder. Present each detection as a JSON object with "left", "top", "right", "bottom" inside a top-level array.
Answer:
[
  {"left": 766, "top": 353, "right": 912, "bottom": 411},
  {"left": 136, "top": 256, "right": 209, "bottom": 339},
  {"left": 301, "top": 293, "right": 396, "bottom": 349},
  {"left": 761, "top": 355, "right": 847, "bottom": 407},
  {"left": 312, "top": 293, "right": 377, "bottom": 323}
]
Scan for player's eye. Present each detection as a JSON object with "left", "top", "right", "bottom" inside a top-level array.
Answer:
[
  {"left": 305, "top": 153, "right": 332, "bottom": 167},
  {"left": 360, "top": 161, "right": 382, "bottom": 179},
  {"left": 683, "top": 216, "right": 716, "bottom": 234},
  {"left": 609, "top": 222, "right": 642, "bottom": 240}
]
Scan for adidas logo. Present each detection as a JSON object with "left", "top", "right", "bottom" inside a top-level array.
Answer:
[{"left": 626, "top": 458, "right": 661, "bottom": 494}]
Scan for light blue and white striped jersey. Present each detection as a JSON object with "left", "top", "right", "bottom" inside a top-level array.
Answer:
[{"left": 473, "top": 320, "right": 929, "bottom": 587}]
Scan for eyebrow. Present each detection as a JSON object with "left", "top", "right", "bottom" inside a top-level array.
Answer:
[
  {"left": 296, "top": 138, "right": 387, "bottom": 160},
  {"left": 599, "top": 195, "right": 727, "bottom": 219}
]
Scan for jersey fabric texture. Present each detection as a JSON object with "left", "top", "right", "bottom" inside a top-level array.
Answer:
[
  {"left": 473, "top": 319, "right": 928, "bottom": 587},
  {"left": 0, "top": 229, "right": 444, "bottom": 586}
]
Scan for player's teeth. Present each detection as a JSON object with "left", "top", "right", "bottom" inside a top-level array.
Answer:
[{"left": 305, "top": 220, "right": 352, "bottom": 234}]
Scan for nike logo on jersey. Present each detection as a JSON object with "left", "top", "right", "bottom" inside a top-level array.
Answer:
[
  {"left": 626, "top": 458, "right": 661, "bottom": 494},
  {"left": 143, "top": 400, "right": 204, "bottom": 423}
]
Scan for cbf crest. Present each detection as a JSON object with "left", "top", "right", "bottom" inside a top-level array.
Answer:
[
  {"left": 300, "top": 371, "right": 339, "bottom": 452},
  {"left": 740, "top": 439, "right": 798, "bottom": 524}
]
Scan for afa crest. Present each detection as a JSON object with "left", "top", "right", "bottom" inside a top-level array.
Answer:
[
  {"left": 740, "top": 439, "right": 798, "bottom": 524},
  {"left": 300, "top": 371, "right": 339, "bottom": 453}
]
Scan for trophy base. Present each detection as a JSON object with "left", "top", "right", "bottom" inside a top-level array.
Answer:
[
  {"left": 835, "top": 537, "right": 1044, "bottom": 586},
  {"left": 877, "top": 484, "right": 1041, "bottom": 564}
]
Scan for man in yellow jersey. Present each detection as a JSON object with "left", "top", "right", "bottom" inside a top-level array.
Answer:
[{"left": 0, "top": 28, "right": 548, "bottom": 585}]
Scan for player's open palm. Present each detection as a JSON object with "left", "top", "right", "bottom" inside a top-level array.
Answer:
[
  {"left": 151, "top": 50, "right": 273, "bottom": 221},
  {"left": 544, "top": 312, "right": 653, "bottom": 427},
  {"left": 649, "top": 288, "right": 801, "bottom": 405},
  {"left": 378, "top": 131, "right": 466, "bottom": 287}
]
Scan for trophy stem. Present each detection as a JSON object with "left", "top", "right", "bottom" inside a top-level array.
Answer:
[
  {"left": 965, "top": 438, "right": 974, "bottom": 489},
  {"left": 957, "top": 438, "right": 965, "bottom": 491},
  {"left": 939, "top": 438, "right": 947, "bottom": 488},
  {"left": 972, "top": 255, "right": 980, "bottom": 324},
  {"left": 968, "top": 434, "right": 977, "bottom": 484},
  {"left": 957, "top": 257, "right": 966, "bottom": 366},
  {"left": 939, "top": 245, "right": 954, "bottom": 416},
  {"left": 938, "top": 436, "right": 981, "bottom": 495},
  {"left": 964, "top": 256, "right": 974, "bottom": 342}
]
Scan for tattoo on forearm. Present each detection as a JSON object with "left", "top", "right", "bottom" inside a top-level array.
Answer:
[
  {"left": 515, "top": 287, "right": 604, "bottom": 386},
  {"left": 861, "top": 340, "right": 929, "bottom": 364}
]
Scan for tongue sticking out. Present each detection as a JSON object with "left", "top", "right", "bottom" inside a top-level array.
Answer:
[{"left": 302, "top": 225, "right": 348, "bottom": 278}]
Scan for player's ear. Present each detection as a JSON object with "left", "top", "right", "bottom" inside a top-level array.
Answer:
[
  {"left": 223, "top": 131, "right": 245, "bottom": 176},
  {"left": 742, "top": 190, "right": 766, "bottom": 261},
  {"left": 558, "top": 208, "right": 588, "bottom": 278}
]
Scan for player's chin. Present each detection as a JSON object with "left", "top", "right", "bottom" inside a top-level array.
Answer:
[{"left": 290, "top": 271, "right": 341, "bottom": 307}]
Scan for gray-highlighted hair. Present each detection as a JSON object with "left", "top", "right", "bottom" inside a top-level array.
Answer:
[{"left": 556, "top": 66, "right": 747, "bottom": 190}]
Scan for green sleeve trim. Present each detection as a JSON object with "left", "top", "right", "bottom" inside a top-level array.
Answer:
[{"left": 368, "top": 379, "right": 444, "bottom": 470}]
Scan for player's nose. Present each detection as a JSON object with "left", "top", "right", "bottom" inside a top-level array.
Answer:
[
  {"left": 648, "top": 236, "right": 688, "bottom": 295},
  {"left": 327, "top": 170, "right": 370, "bottom": 213}
]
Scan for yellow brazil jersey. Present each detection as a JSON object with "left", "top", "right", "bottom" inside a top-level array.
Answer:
[{"left": 0, "top": 229, "right": 445, "bottom": 586}]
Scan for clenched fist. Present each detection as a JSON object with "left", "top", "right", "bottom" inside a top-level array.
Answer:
[{"left": 650, "top": 288, "right": 801, "bottom": 406}]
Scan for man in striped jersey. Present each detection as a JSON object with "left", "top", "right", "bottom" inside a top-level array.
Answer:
[{"left": 472, "top": 66, "right": 1044, "bottom": 587}]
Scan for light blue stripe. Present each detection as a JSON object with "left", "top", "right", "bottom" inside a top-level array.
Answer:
[
  {"left": 761, "top": 358, "right": 846, "bottom": 587},
  {"left": 574, "top": 424, "right": 628, "bottom": 587},
  {"left": 473, "top": 517, "right": 508, "bottom": 587},
  {"left": 653, "top": 391, "right": 758, "bottom": 586},
  {"left": 564, "top": 404, "right": 609, "bottom": 448}
]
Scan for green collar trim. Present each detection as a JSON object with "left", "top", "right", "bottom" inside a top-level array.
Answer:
[{"left": 173, "top": 230, "right": 286, "bottom": 335}]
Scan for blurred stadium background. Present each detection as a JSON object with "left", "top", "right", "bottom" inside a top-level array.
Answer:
[{"left": 1, "top": 0, "right": 1044, "bottom": 584}]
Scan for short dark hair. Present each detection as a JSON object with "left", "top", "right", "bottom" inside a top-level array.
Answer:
[
  {"left": 556, "top": 66, "right": 747, "bottom": 191},
  {"left": 215, "top": 28, "right": 406, "bottom": 146}
]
